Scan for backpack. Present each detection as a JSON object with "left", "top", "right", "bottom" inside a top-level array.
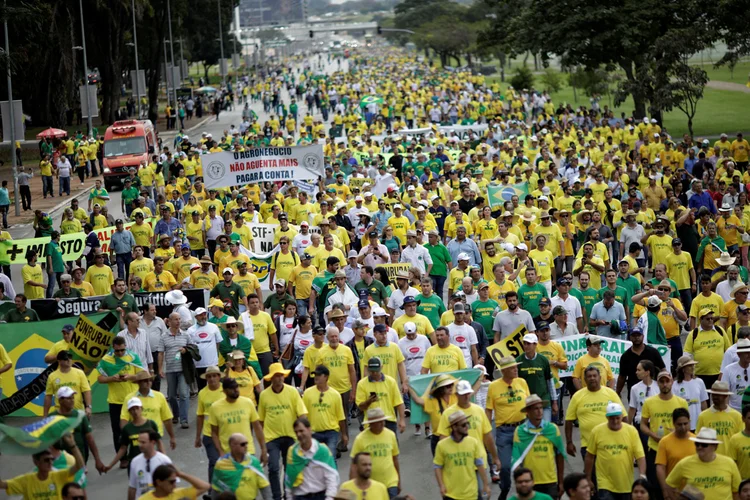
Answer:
[{"left": 691, "top": 325, "right": 725, "bottom": 343}]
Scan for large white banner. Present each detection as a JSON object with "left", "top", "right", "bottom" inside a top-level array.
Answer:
[
  {"left": 555, "top": 334, "right": 671, "bottom": 378},
  {"left": 439, "top": 123, "right": 489, "bottom": 140},
  {"left": 202, "top": 145, "right": 325, "bottom": 189}
]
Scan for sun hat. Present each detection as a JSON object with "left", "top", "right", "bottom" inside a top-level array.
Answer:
[
  {"left": 521, "top": 211, "right": 536, "bottom": 222},
  {"left": 431, "top": 374, "right": 457, "bottom": 394},
  {"left": 677, "top": 354, "right": 698, "bottom": 369},
  {"left": 165, "top": 290, "right": 188, "bottom": 305},
  {"left": 496, "top": 356, "right": 519, "bottom": 370},
  {"left": 689, "top": 427, "right": 721, "bottom": 444},
  {"left": 263, "top": 362, "right": 291, "bottom": 381},
  {"left": 521, "top": 394, "right": 546, "bottom": 412},
  {"left": 219, "top": 316, "right": 244, "bottom": 332},
  {"left": 363, "top": 407, "right": 388, "bottom": 424},
  {"left": 730, "top": 282, "right": 748, "bottom": 299},
  {"left": 717, "top": 252, "right": 736, "bottom": 266},
  {"left": 200, "top": 366, "right": 222, "bottom": 379},
  {"left": 735, "top": 338, "right": 750, "bottom": 353},
  {"left": 706, "top": 380, "right": 732, "bottom": 396},
  {"left": 447, "top": 410, "right": 468, "bottom": 427}
]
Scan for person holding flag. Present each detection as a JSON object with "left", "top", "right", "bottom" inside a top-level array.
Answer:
[{"left": 211, "top": 433, "right": 271, "bottom": 500}]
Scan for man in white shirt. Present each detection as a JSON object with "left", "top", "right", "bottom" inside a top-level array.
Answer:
[
  {"left": 400, "top": 230, "right": 433, "bottom": 275},
  {"left": 187, "top": 308, "right": 222, "bottom": 390},
  {"left": 492, "top": 291, "right": 536, "bottom": 342},
  {"left": 723, "top": 338, "right": 750, "bottom": 410},
  {"left": 549, "top": 306, "right": 580, "bottom": 339},
  {"left": 721, "top": 324, "right": 750, "bottom": 372},
  {"left": 447, "top": 303, "right": 478, "bottom": 367},
  {"left": 716, "top": 265, "right": 741, "bottom": 302},
  {"left": 549, "top": 277, "right": 584, "bottom": 332},
  {"left": 367, "top": 307, "right": 399, "bottom": 343},
  {"left": 128, "top": 429, "right": 172, "bottom": 500},
  {"left": 387, "top": 272, "right": 419, "bottom": 320},
  {"left": 292, "top": 221, "right": 313, "bottom": 255}
]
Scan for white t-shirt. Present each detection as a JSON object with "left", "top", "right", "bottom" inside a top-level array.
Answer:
[
  {"left": 398, "top": 335, "right": 432, "bottom": 376},
  {"left": 338, "top": 327, "right": 355, "bottom": 345},
  {"left": 129, "top": 452, "right": 172, "bottom": 498},
  {"left": 672, "top": 378, "right": 708, "bottom": 430},
  {"left": 387, "top": 287, "right": 419, "bottom": 320},
  {"left": 366, "top": 327, "right": 399, "bottom": 344},
  {"left": 294, "top": 331, "right": 319, "bottom": 353},
  {"left": 629, "top": 380, "right": 657, "bottom": 424},
  {"left": 549, "top": 295, "right": 583, "bottom": 320},
  {"left": 187, "top": 322, "right": 222, "bottom": 368},
  {"left": 464, "top": 292, "right": 478, "bottom": 306},
  {"left": 447, "top": 322, "right": 478, "bottom": 367},
  {"left": 292, "top": 232, "right": 313, "bottom": 255},
  {"left": 722, "top": 361, "right": 750, "bottom": 411},
  {"left": 721, "top": 344, "right": 740, "bottom": 373},
  {"left": 277, "top": 315, "right": 297, "bottom": 351}
]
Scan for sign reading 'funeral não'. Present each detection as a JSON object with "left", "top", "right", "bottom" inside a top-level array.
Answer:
[{"left": 202, "top": 144, "right": 325, "bottom": 189}]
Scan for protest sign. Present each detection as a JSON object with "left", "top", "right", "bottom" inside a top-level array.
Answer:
[
  {"left": 349, "top": 177, "right": 373, "bottom": 191},
  {"left": 201, "top": 145, "right": 325, "bottom": 189},
  {"left": 0, "top": 312, "right": 117, "bottom": 417},
  {"left": 438, "top": 124, "right": 489, "bottom": 140},
  {"left": 68, "top": 313, "right": 120, "bottom": 374}
]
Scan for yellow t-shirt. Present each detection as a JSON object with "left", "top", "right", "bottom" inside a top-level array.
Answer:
[
  {"left": 528, "top": 249, "right": 555, "bottom": 282},
  {"left": 684, "top": 328, "right": 732, "bottom": 376},
  {"left": 71, "top": 280, "right": 95, "bottom": 297},
  {"left": 422, "top": 393, "right": 459, "bottom": 431},
  {"left": 143, "top": 270, "right": 177, "bottom": 292},
  {"left": 566, "top": 386, "right": 624, "bottom": 447},
  {"left": 437, "top": 402, "right": 493, "bottom": 449},
  {"left": 245, "top": 311, "right": 276, "bottom": 354},
  {"left": 666, "top": 453, "right": 741, "bottom": 499},
  {"left": 196, "top": 386, "right": 225, "bottom": 437},
  {"left": 588, "top": 422, "right": 645, "bottom": 493},
  {"left": 315, "top": 344, "right": 355, "bottom": 393},
  {"left": 433, "top": 435, "right": 484, "bottom": 499},
  {"left": 226, "top": 367, "right": 260, "bottom": 404},
  {"left": 573, "top": 353, "right": 615, "bottom": 385},
  {"left": 392, "top": 313, "right": 434, "bottom": 338},
  {"left": 84, "top": 265, "right": 114, "bottom": 296},
  {"left": 727, "top": 430, "right": 750, "bottom": 479},
  {"left": 270, "top": 251, "right": 299, "bottom": 283},
  {"left": 190, "top": 270, "right": 219, "bottom": 291},
  {"left": 45, "top": 367, "right": 91, "bottom": 411},
  {"left": 97, "top": 354, "right": 140, "bottom": 404},
  {"left": 533, "top": 224, "right": 564, "bottom": 259},
  {"left": 185, "top": 221, "right": 206, "bottom": 250},
  {"left": 655, "top": 431, "right": 696, "bottom": 475},
  {"left": 207, "top": 396, "right": 259, "bottom": 453},
  {"left": 22, "top": 264, "right": 45, "bottom": 299},
  {"left": 696, "top": 407, "right": 743, "bottom": 456},
  {"left": 220, "top": 253, "right": 251, "bottom": 276},
  {"left": 355, "top": 375, "right": 404, "bottom": 423},
  {"left": 120, "top": 389, "right": 173, "bottom": 434},
  {"left": 234, "top": 273, "right": 260, "bottom": 297},
  {"left": 301, "top": 344, "right": 325, "bottom": 371},
  {"left": 130, "top": 222, "right": 154, "bottom": 247},
  {"left": 486, "top": 377, "right": 530, "bottom": 425},
  {"left": 288, "top": 264, "right": 318, "bottom": 300},
  {"left": 302, "top": 386, "right": 345, "bottom": 433},
  {"left": 138, "top": 487, "right": 197, "bottom": 500},
  {"left": 351, "top": 428, "right": 400, "bottom": 488},
  {"left": 448, "top": 267, "right": 469, "bottom": 294},
  {"left": 363, "top": 343, "right": 405, "bottom": 381},
  {"left": 689, "top": 293, "right": 725, "bottom": 319},
  {"left": 171, "top": 256, "right": 200, "bottom": 282},
  {"left": 6, "top": 469, "right": 75, "bottom": 499},
  {"left": 574, "top": 256, "right": 605, "bottom": 286},
  {"left": 129, "top": 257, "right": 155, "bottom": 282},
  {"left": 257, "top": 385, "right": 308, "bottom": 441},
  {"left": 421, "top": 344, "right": 467, "bottom": 374},
  {"left": 537, "top": 341, "right": 568, "bottom": 388},
  {"left": 389, "top": 216, "right": 410, "bottom": 242},
  {"left": 641, "top": 395, "right": 689, "bottom": 451},
  {"left": 339, "top": 479, "right": 390, "bottom": 500},
  {"left": 665, "top": 252, "right": 694, "bottom": 291}
]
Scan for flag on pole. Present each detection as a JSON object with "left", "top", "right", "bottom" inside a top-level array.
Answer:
[
  {"left": 0, "top": 413, "right": 84, "bottom": 455},
  {"left": 407, "top": 369, "right": 482, "bottom": 424},
  {"left": 359, "top": 95, "right": 383, "bottom": 108},
  {"left": 487, "top": 182, "right": 530, "bottom": 209}
]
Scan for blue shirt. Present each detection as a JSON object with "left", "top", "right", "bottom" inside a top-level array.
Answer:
[
  {"left": 688, "top": 191, "right": 717, "bottom": 214},
  {"left": 589, "top": 300, "right": 626, "bottom": 338},
  {"left": 110, "top": 229, "right": 136, "bottom": 254},
  {"left": 684, "top": 157, "right": 697, "bottom": 175},
  {"left": 153, "top": 217, "right": 183, "bottom": 243},
  {"left": 0, "top": 187, "right": 9, "bottom": 206},
  {"left": 446, "top": 237, "right": 481, "bottom": 267},
  {"left": 371, "top": 210, "right": 393, "bottom": 233}
]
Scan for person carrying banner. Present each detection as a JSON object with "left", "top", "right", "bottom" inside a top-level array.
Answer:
[{"left": 572, "top": 336, "right": 616, "bottom": 390}]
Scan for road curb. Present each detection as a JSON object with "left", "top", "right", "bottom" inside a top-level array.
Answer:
[
  {"left": 8, "top": 186, "right": 93, "bottom": 236},
  {"left": 160, "top": 115, "right": 213, "bottom": 139}
]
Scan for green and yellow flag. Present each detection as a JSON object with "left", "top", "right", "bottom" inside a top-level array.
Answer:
[
  {"left": 487, "top": 182, "right": 530, "bottom": 209},
  {"left": 0, "top": 413, "right": 83, "bottom": 455}
]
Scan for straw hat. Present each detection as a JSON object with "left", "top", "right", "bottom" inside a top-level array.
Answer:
[
  {"left": 716, "top": 252, "right": 736, "bottom": 266},
  {"left": 363, "top": 407, "right": 388, "bottom": 425},
  {"left": 229, "top": 350, "right": 246, "bottom": 360},
  {"left": 576, "top": 210, "right": 592, "bottom": 224},
  {"left": 496, "top": 356, "right": 519, "bottom": 370},
  {"left": 736, "top": 338, "right": 750, "bottom": 353},
  {"left": 200, "top": 365, "right": 222, "bottom": 379},
  {"left": 521, "top": 211, "right": 536, "bottom": 222},
  {"left": 447, "top": 410, "right": 468, "bottom": 427},
  {"left": 676, "top": 354, "right": 698, "bottom": 369},
  {"left": 133, "top": 370, "right": 155, "bottom": 381},
  {"left": 430, "top": 374, "right": 457, "bottom": 394},
  {"left": 534, "top": 233, "right": 548, "bottom": 246},
  {"left": 689, "top": 427, "right": 721, "bottom": 444},
  {"left": 706, "top": 380, "right": 733, "bottom": 396},
  {"left": 729, "top": 282, "right": 748, "bottom": 299},
  {"left": 219, "top": 316, "right": 244, "bottom": 332},
  {"left": 263, "top": 362, "right": 291, "bottom": 381},
  {"left": 520, "top": 394, "right": 547, "bottom": 412}
]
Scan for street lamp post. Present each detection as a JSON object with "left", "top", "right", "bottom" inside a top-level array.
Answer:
[
  {"left": 166, "top": 0, "right": 177, "bottom": 104},
  {"left": 78, "top": 0, "right": 94, "bottom": 136},
  {"left": 130, "top": 0, "right": 142, "bottom": 117},
  {"left": 217, "top": 0, "right": 226, "bottom": 85},
  {"left": 3, "top": 0, "right": 20, "bottom": 215}
]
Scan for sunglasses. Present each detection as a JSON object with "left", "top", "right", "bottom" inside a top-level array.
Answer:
[
  {"left": 114, "top": 348, "right": 126, "bottom": 353},
  {"left": 695, "top": 442, "right": 711, "bottom": 448},
  {"left": 227, "top": 324, "right": 237, "bottom": 328}
]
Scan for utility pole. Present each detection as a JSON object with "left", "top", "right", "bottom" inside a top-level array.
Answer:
[
  {"left": 130, "top": 0, "right": 141, "bottom": 117},
  {"left": 163, "top": 38, "right": 171, "bottom": 107},
  {"left": 4, "top": 0, "right": 19, "bottom": 215},
  {"left": 217, "top": 0, "right": 226, "bottom": 85},
  {"left": 166, "top": 0, "right": 177, "bottom": 102},
  {"left": 78, "top": 0, "right": 94, "bottom": 136}
]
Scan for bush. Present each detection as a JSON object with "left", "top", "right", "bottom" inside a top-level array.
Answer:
[
  {"left": 568, "top": 67, "right": 611, "bottom": 97},
  {"left": 540, "top": 67, "right": 563, "bottom": 93},
  {"left": 510, "top": 65, "right": 535, "bottom": 91}
]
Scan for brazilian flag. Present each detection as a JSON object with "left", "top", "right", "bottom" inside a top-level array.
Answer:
[
  {"left": 0, "top": 413, "right": 83, "bottom": 455},
  {"left": 359, "top": 95, "right": 383, "bottom": 108},
  {"left": 487, "top": 182, "right": 530, "bottom": 209},
  {"left": 408, "top": 369, "right": 483, "bottom": 424}
]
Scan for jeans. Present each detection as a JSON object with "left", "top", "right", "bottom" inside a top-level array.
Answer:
[
  {"left": 598, "top": 490, "right": 630, "bottom": 500},
  {"left": 646, "top": 448, "right": 662, "bottom": 500},
  {"left": 109, "top": 403, "right": 123, "bottom": 453},
  {"left": 46, "top": 272, "right": 60, "bottom": 298},
  {"left": 257, "top": 351, "right": 274, "bottom": 376},
  {"left": 581, "top": 447, "right": 596, "bottom": 488},
  {"left": 20, "top": 185, "right": 31, "bottom": 210},
  {"left": 166, "top": 371, "right": 189, "bottom": 423},
  {"left": 387, "top": 487, "right": 399, "bottom": 499},
  {"left": 152, "top": 351, "right": 161, "bottom": 391},
  {"left": 679, "top": 288, "right": 693, "bottom": 321},
  {"left": 116, "top": 252, "right": 133, "bottom": 281},
  {"left": 202, "top": 434, "right": 219, "bottom": 482},
  {"left": 42, "top": 175, "right": 54, "bottom": 197},
  {"left": 668, "top": 335, "right": 683, "bottom": 373},
  {"left": 0, "top": 204, "right": 7, "bottom": 228},
  {"left": 494, "top": 424, "right": 517, "bottom": 494},
  {"left": 267, "top": 436, "right": 295, "bottom": 500},
  {"left": 431, "top": 274, "right": 447, "bottom": 301},
  {"left": 312, "top": 430, "right": 340, "bottom": 458},
  {"left": 59, "top": 176, "right": 71, "bottom": 196},
  {"left": 543, "top": 406, "right": 552, "bottom": 423},
  {"left": 296, "top": 299, "right": 309, "bottom": 318}
]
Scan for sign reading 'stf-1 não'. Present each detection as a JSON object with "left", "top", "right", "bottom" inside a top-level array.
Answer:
[{"left": 202, "top": 144, "right": 324, "bottom": 189}]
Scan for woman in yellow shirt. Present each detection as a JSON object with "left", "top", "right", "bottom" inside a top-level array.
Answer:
[
  {"left": 408, "top": 374, "right": 457, "bottom": 455},
  {"left": 224, "top": 350, "right": 261, "bottom": 404}
]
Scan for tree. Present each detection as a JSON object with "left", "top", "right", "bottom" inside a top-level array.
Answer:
[
  {"left": 183, "top": 0, "right": 236, "bottom": 84},
  {"left": 540, "top": 68, "right": 563, "bottom": 93},
  {"left": 510, "top": 66, "right": 535, "bottom": 91}
]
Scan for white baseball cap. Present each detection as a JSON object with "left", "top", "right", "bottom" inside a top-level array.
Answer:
[
  {"left": 127, "top": 397, "right": 143, "bottom": 410},
  {"left": 404, "top": 321, "right": 417, "bottom": 334},
  {"left": 605, "top": 402, "right": 623, "bottom": 417},
  {"left": 222, "top": 267, "right": 234, "bottom": 275},
  {"left": 56, "top": 386, "right": 76, "bottom": 399},
  {"left": 457, "top": 252, "right": 470, "bottom": 261},
  {"left": 193, "top": 308, "right": 208, "bottom": 316},
  {"left": 456, "top": 380, "right": 474, "bottom": 395},
  {"left": 522, "top": 333, "right": 538, "bottom": 344},
  {"left": 373, "top": 307, "right": 389, "bottom": 317}
]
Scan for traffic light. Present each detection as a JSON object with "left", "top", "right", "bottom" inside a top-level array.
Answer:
[
  {"left": 377, "top": 26, "right": 382, "bottom": 35},
  {"left": 309, "top": 30, "right": 314, "bottom": 38}
]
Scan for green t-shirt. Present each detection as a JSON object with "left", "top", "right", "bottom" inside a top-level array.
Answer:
[
  {"left": 50, "top": 409, "right": 91, "bottom": 460},
  {"left": 52, "top": 287, "right": 83, "bottom": 299},
  {"left": 416, "top": 292, "right": 446, "bottom": 327},
  {"left": 515, "top": 353, "right": 553, "bottom": 402},
  {"left": 472, "top": 298, "right": 499, "bottom": 341},
  {"left": 122, "top": 186, "right": 140, "bottom": 207},
  {"left": 264, "top": 292, "right": 295, "bottom": 316},
  {"left": 100, "top": 293, "right": 138, "bottom": 316},
  {"left": 46, "top": 241, "right": 65, "bottom": 273},
  {"left": 355, "top": 279, "right": 390, "bottom": 307},
  {"left": 119, "top": 419, "right": 160, "bottom": 462},
  {"left": 311, "top": 270, "right": 336, "bottom": 312},
  {"left": 509, "top": 493, "right": 554, "bottom": 500},
  {"left": 5, "top": 307, "right": 41, "bottom": 323},
  {"left": 427, "top": 158, "right": 443, "bottom": 174},
  {"left": 517, "top": 283, "right": 548, "bottom": 318},
  {"left": 578, "top": 287, "right": 600, "bottom": 328},
  {"left": 597, "top": 285, "right": 629, "bottom": 309},
  {"left": 209, "top": 314, "right": 229, "bottom": 325},
  {"left": 425, "top": 243, "right": 452, "bottom": 277},
  {"left": 211, "top": 281, "right": 246, "bottom": 318},
  {"left": 617, "top": 275, "right": 642, "bottom": 312}
]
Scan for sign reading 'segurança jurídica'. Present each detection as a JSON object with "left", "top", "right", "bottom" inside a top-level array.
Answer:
[{"left": 202, "top": 144, "right": 325, "bottom": 189}]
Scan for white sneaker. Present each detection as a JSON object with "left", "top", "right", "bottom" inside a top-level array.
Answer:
[
  {"left": 425, "top": 428, "right": 432, "bottom": 438},
  {"left": 414, "top": 425, "right": 422, "bottom": 436}
]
